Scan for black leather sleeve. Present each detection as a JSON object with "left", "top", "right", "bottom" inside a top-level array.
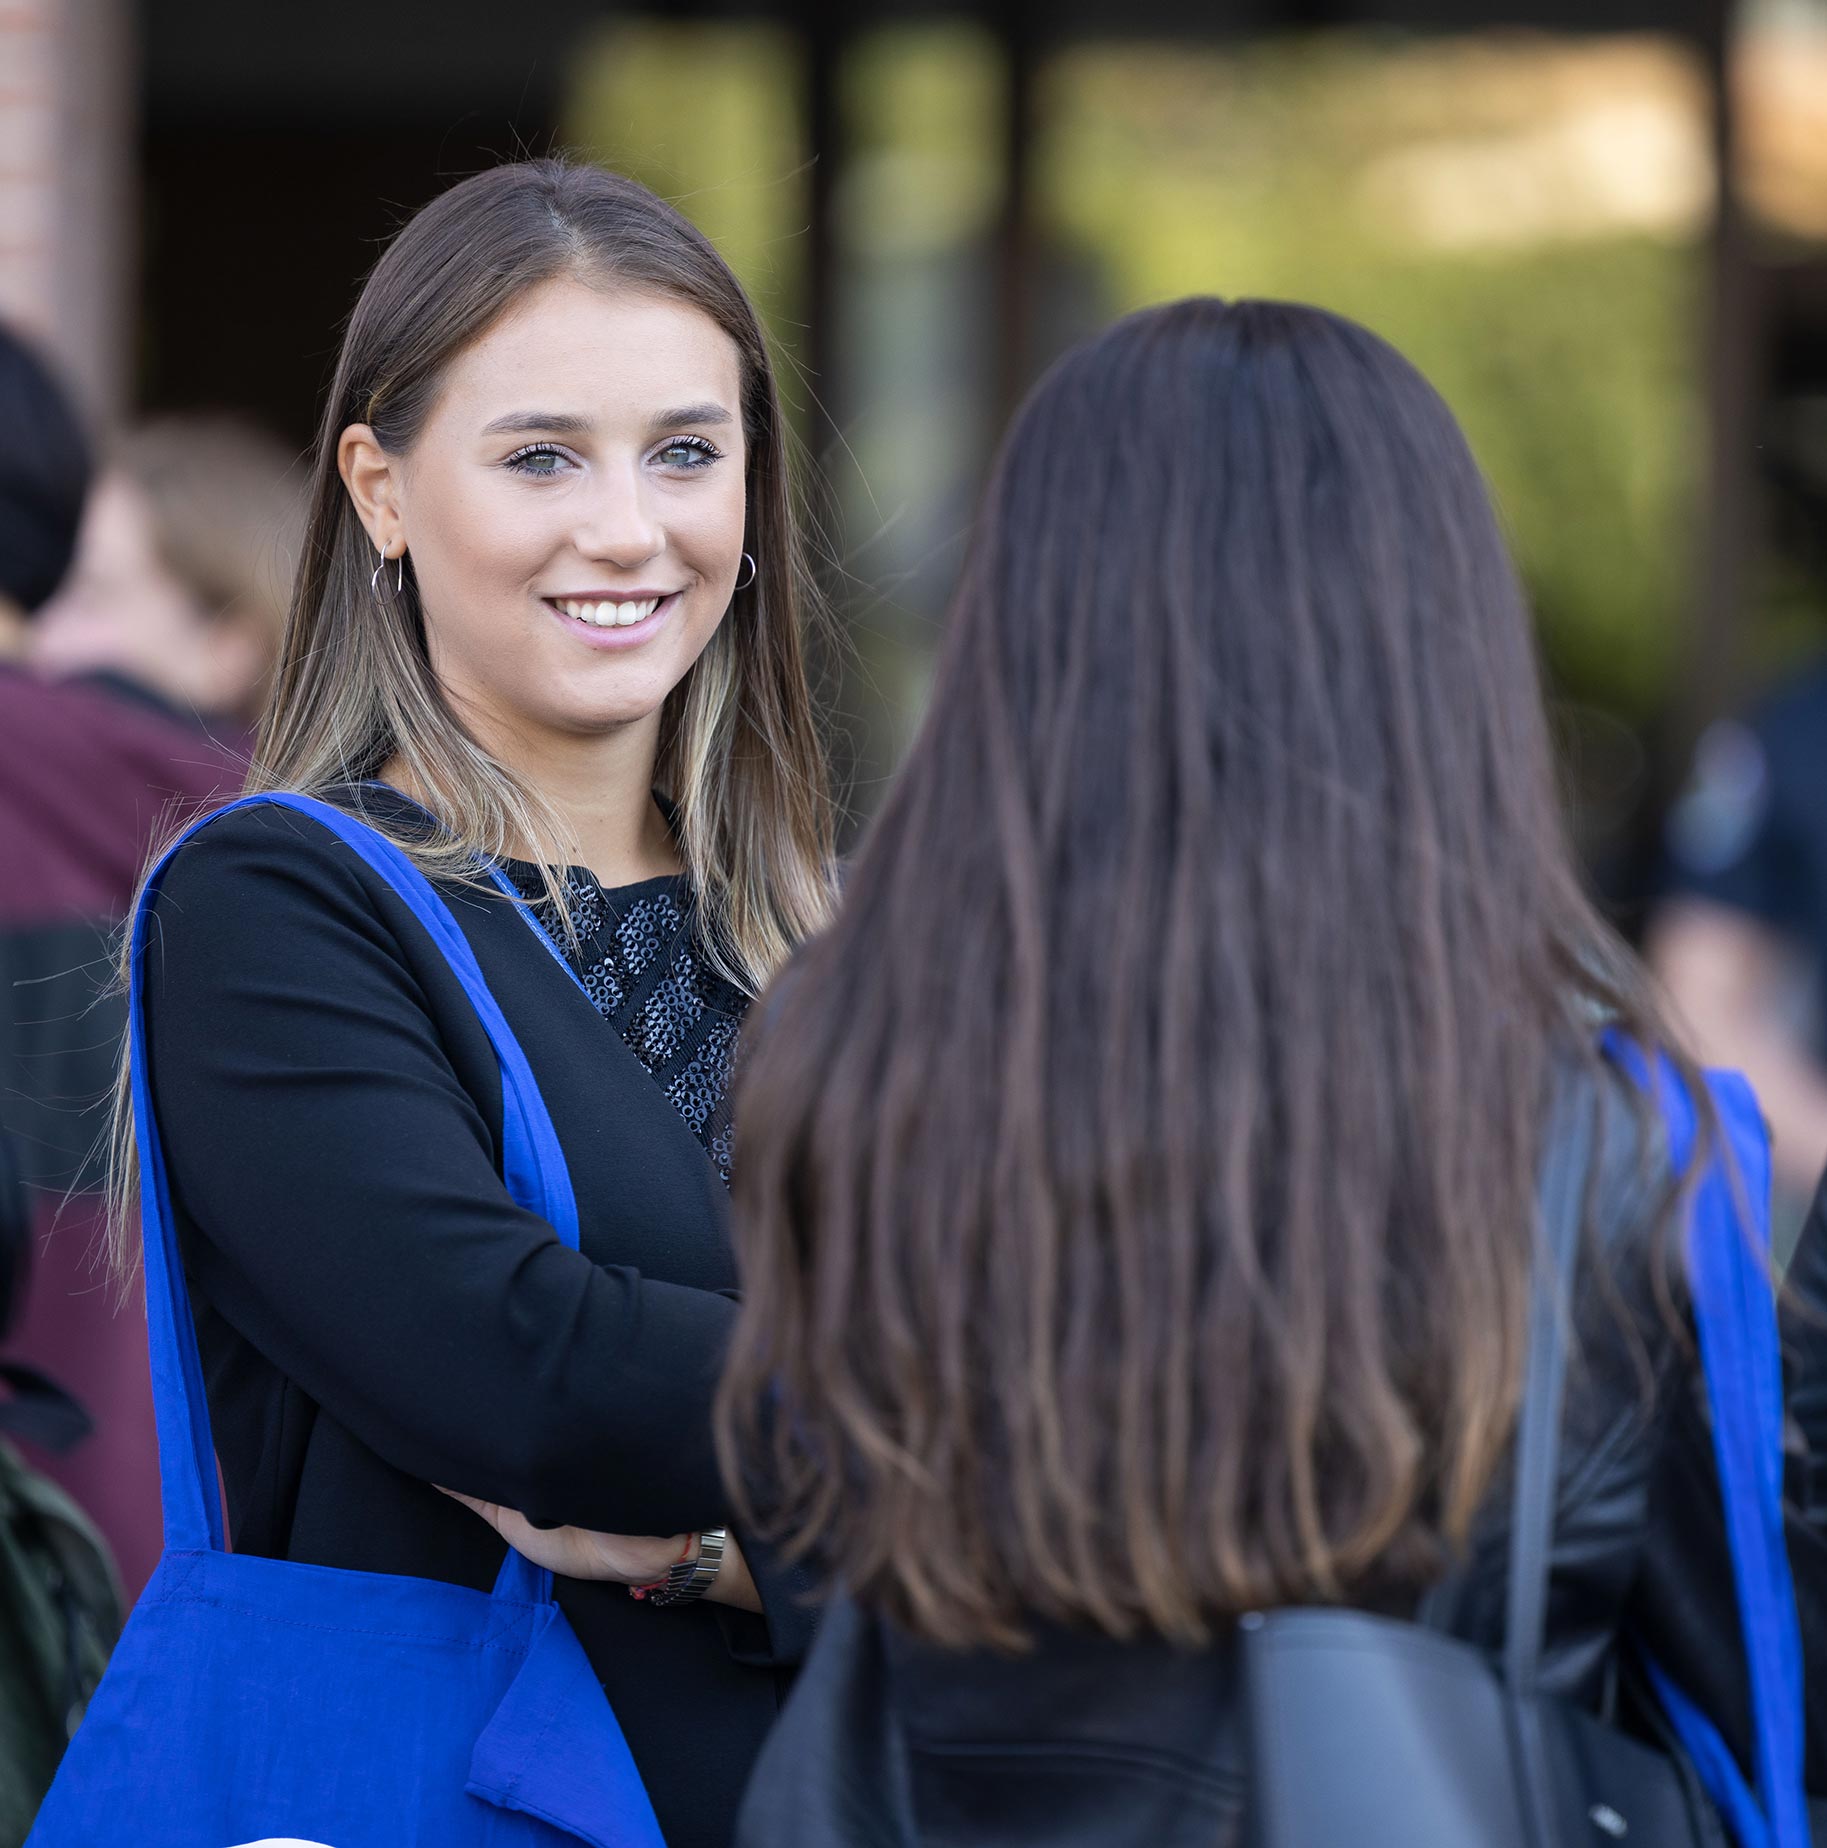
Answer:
[
  {"left": 1785, "top": 1178, "right": 1827, "bottom": 1524},
  {"left": 1783, "top": 1179, "right": 1827, "bottom": 1781}
]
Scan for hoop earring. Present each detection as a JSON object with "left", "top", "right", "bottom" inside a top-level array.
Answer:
[
  {"left": 371, "top": 543, "right": 406, "bottom": 595},
  {"left": 734, "top": 552, "right": 756, "bottom": 592}
]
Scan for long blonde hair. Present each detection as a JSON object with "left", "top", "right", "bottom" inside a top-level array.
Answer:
[{"left": 105, "top": 160, "right": 837, "bottom": 1272}]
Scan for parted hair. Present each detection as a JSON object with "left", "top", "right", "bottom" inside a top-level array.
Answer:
[
  {"left": 717, "top": 298, "right": 1694, "bottom": 1650},
  {"left": 105, "top": 159, "right": 835, "bottom": 1273},
  {"left": 256, "top": 158, "right": 835, "bottom": 973}
]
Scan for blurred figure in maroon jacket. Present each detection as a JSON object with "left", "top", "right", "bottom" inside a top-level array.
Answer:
[{"left": 0, "top": 327, "right": 295, "bottom": 1597}]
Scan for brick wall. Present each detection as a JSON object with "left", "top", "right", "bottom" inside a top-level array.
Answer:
[{"left": 0, "top": 0, "right": 130, "bottom": 420}]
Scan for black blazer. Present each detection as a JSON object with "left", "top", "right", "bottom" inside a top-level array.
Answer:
[
  {"left": 735, "top": 1063, "right": 1827, "bottom": 1846},
  {"left": 142, "top": 793, "right": 812, "bottom": 1848}
]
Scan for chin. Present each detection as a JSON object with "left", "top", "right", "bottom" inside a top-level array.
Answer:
[{"left": 550, "top": 692, "right": 675, "bottom": 735}]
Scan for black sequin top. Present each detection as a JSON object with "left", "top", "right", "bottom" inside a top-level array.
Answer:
[{"left": 499, "top": 861, "right": 750, "bottom": 1185}]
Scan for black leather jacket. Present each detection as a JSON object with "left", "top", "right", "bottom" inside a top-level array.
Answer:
[{"left": 737, "top": 1068, "right": 1827, "bottom": 1846}]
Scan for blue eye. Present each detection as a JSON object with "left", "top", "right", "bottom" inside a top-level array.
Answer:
[
  {"left": 655, "top": 436, "right": 723, "bottom": 470},
  {"left": 504, "top": 444, "right": 572, "bottom": 477}
]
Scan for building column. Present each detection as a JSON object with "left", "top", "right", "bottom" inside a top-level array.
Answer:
[{"left": 0, "top": 0, "right": 133, "bottom": 421}]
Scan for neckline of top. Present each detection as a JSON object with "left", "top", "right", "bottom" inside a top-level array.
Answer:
[
  {"left": 348, "top": 781, "right": 689, "bottom": 903},
  {"left": 496, "top": 859, "right": 687, "bottom": 905}
]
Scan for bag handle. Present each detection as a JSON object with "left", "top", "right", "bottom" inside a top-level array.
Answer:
[
  {"left": 1503, "top": 1078, "right": 1593, "bottom": 1695},
  {"left": 132, "top": 793, "right": 579, "bottom": 1606},
  {"left": 1498, "top": 1077, "right": 1595, "bottom": 1847}
]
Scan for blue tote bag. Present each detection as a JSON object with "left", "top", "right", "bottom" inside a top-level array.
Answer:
[{"left": 29, "top": 793, "right": 667, "bottom": 1848}]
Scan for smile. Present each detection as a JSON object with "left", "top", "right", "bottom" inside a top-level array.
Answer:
[{"left": 547, "top": 592, "right": 678, "bottom": 629}]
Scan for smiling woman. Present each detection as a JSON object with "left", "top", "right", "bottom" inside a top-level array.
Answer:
[
  {"left": 340, "top": 281, "right": 757, "bottom": 835},
  {"left": 76, "top": 161, "right": 838, "bottom": 1848}
]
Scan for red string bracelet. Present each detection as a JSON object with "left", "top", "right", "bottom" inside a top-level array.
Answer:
[{"left": 628, "top": 1534, "right": 697, "bottom": 1601}]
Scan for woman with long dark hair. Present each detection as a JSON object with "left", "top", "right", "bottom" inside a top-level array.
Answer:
[
  {"left": 103, "top": 160, "right": 836, "bottom": 1848},
  {"left": 468, "top": 298, "right": 1826, "bottom": 1842}
]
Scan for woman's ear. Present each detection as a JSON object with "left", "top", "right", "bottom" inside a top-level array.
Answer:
[{"left": 337, "top": 424, "right": 402, "bottom": 556}]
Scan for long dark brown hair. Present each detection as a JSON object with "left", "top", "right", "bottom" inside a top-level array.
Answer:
[{"left": 718, "top": 298, "right": 1696, "bottom": 1651}]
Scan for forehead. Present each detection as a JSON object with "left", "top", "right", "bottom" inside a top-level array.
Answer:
[{"left": 433, "top": 277, "right": 744, "bottom": 427}]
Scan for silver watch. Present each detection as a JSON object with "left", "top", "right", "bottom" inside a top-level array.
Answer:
[{"left": 648, "top": 1527, "right": 727, "bottom": 1607}]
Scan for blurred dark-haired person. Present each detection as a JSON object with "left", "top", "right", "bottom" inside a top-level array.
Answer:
[
  {"left": 0, "top": 341, "right": 251, "bottom": 1612},
  {"left": 1650, "top": 669, "right": 1827, "bottom": 1245},
  {"left": 0, "top": 319, "right": 88, "bottom": 1335},
  {"left": 0, "top": 324, "right": 118, "bottom": 1840},
  {"left": 464, "top": 300, "right": 1827, "bottom": 1845}
]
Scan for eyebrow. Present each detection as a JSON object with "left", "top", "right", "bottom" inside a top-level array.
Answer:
[
  {"left": 652, "top": 402, "right": 734, "bottom": 432},
  {"left": 480, "top": 403, "right": 735, "bottom": 439},
  {"left": 481, "top": 411, "right": 593, "bottom": 438}
]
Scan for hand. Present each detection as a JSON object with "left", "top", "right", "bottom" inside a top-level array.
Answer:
[
  {"left": 437, "top": 1489, "right": 687, "bottom": 1585},
  {"left": 437, "top": 1489, "right": 765, "bottom": 1613}
]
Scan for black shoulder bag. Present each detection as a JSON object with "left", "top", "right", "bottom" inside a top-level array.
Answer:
[{"left": 1239, "top": 1101, "right": 1727, "bottom": 1848}]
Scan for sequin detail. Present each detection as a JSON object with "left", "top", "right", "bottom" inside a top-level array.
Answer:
[
  {"left": 666, "top": 1015, "right": 739, "bottom": 1136},
  {"left": 502, "top": 861, "right": 748, "bottom": 1185},
  {"left": 615, "top": 893, "right": 676, "bottom": 978}
]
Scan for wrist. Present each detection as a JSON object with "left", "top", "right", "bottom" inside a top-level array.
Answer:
[
  {"left": 630, "top": 1527, "right": 728, "bottom": 1607},
  {"left": 626, "top": 1532, "right": 697, "bottom": 1596}
]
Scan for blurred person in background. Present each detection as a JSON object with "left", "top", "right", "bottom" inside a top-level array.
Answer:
[
  {"left": 30, "top": 414, "right": 299, "bottom": 730},
  {"left": 461, "top": 300, "right": 1827, "bottom": 1845},
  {"left": 0, "top": 342, "right": 272, "bottom": 1620},
  {"left": 1649, "top": 668, "right": 1827, "bottom": 1245},
  {"left": 0, "top": 322, "right": 123, "bottom": 1846}
]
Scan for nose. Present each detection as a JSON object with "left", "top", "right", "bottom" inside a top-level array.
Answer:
[{"left": 571, "top": 462, "right": 663, "bottom": 571}]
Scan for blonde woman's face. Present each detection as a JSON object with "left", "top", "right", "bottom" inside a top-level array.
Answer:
[{"left": 382, "top": 278, "right": 748, "bottom": 749}]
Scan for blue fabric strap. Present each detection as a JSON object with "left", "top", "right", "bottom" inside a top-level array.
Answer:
[
  {"left": 368, "top": 781, "right": 590, "bottom": 1002},
  {"left": 1607, "top": 1037, "right": 1810, "bottom": 1848},
  {"left": 484, "top": 864, "right": 595, "bottom": 1002},
  {"left": 130, "top": 793, "right": 581, "bottom": 1605}
]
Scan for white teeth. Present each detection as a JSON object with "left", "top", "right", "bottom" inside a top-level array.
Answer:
[{"left": 555, "top": 596, "right": 662, "bottom": 628}]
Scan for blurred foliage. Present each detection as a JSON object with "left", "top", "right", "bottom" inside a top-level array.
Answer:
[
  {"left": 1039, "top": 33, "right": 1711, "bottom": 720},
  {"left": 561, "top": 20, "right": 808, "bottom": 364},
  {"left": 838, "top": 24, "right": 1006, "bottom": 263},
  {"left": 558, "top": 22, "right": 1821, "bottom": 750}
]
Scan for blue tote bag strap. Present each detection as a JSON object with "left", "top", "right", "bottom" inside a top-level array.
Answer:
[
  {"left": 366, "top": 778, "right": 593, "bottom": 1004},
  {"left": 130, "top": 791, "right": 580, "bottom": 1604},
  {"left": 1605, "top": 1036, "right": 1810, "bottom": 1848}
]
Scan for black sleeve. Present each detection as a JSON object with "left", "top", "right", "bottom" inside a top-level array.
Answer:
[
  {"left": 141, "top": 807, "right": 738, "bottom": 1538},
  {"left": 1629, "top": 1193, "right": 1827, "bottom": 1794},
  {"left": 1786, "top": 1175, "right": 1827, "bottom": 1502},
  {"left": 1782, "top": 1176, "right": 1827, "bottom": 1776},
  {"left": 713, "top": 1531, "right": 821, "bottom": 1668}
]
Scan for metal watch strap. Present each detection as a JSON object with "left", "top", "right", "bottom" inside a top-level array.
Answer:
[{"left": 648, "top": 1527, "right": 727, "bottom": 1607}]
